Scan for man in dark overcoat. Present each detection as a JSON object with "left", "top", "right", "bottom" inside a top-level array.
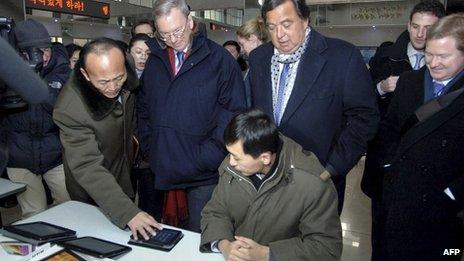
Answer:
[{"left": 371, "top": 14, "right": 464, "bottom": 261}]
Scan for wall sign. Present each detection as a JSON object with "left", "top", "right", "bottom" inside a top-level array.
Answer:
[{"left": 26, "top": 0, "right": 110, "bottom": 19}]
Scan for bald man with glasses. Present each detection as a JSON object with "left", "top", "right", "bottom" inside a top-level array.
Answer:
[{"left": 136, "top": 0, "right": 246, "bottom": 232}]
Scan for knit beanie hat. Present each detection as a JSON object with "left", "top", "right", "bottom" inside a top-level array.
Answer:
[{"left": 14, "top": 19, "right": 51, "bottom": 49}]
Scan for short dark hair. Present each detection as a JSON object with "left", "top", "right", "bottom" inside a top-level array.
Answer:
[
  {"left": 261, "top": 0, "right": 310, "bottom": 23},
  {"left": 129, "top": 33, "right": 150, "bottom": 51},
  {"left": 131, "top": 19, "right": 155, "bottom": 37},
  {"left": 410, "top": 0, "right": 446, "bottom": 21},
  {"left": 65, "top": 43, "right": 82, "bottom": 59},
  {"left": 224, "top": 109, "right": 280, "bottom": 158},
  {"left": 223, "top": 40, "right": 241, "bottom": 53}
]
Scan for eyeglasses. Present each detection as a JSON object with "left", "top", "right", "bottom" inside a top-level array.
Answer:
[{"left": 158, "top": 21, "right": 188, "bottom": 42}]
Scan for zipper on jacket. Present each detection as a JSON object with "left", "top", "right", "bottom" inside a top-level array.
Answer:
[
  {"left": 389, "top": 57, "right": 411, "bottom": 65},
  {"left": 226, "top": 167, "right": 257, "bottom": 193},
  {"left": 226, "top": 166, "right": 281, "bottom": 194},
  {"left": 256, "top": 166, "right": 279, "bottom": 193}
]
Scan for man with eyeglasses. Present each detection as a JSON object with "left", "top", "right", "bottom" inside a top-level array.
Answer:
[
  {"left": 3, "top": 19, "right": 71, "bottom": 218},
  {"left": 249, "top": 0, "right": 379, "bottom": 214},
  {"left": 54, "top": 38, "right": 162, "bottom": 240},
  {"left": 137, "top": 0, "right": 246, "bottom": 232},
  {"left": 131, "top": 19, "right": 155, "bottom": 38}
]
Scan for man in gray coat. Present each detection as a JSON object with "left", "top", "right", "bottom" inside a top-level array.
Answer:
[
  {"left": 201, "top": 109, "right": 342, "bottom": 261},
  {"left": 53, "top": 38, "right": 161, "bottom": 240}
]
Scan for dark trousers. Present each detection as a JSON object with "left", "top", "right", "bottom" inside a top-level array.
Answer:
[
  {"left": 370, "top": 198, "right": 384, "bottom": 261},
  {"left": 184, "top": 183, "right": 216, "bottom": 232},
  {"left": 132, "top": 167, "right": 163, "bottom": 221}
]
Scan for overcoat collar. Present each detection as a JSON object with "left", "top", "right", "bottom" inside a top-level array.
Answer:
[
  {"left": 397, "top": 71, "right": 464, "bottom": 155},
  {"left": 73, "top": 67, "right": 137, "bottom": 121}
]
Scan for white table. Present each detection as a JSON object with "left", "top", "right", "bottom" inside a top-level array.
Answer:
[
  {"left": 0, "top": 201, "right": 223, "bottom": 260},
  {"left": 0, "top": 178, "right": 26, "bottom": 199},
  {"left": 0, "top": 178, "right": 26, "bottom": 227}
]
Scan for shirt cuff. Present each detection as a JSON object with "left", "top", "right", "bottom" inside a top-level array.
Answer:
[
  {"left": 444, "top": 187, "right": 456, "bottom": 200},
  {"left": 211, "top": 240, "right": 221, "bottom": 253},
  {"left": 377, "top": 82, "right": 387, "bottom": 96}
]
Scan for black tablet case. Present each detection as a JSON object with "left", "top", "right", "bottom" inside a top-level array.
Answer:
[
  {"left": 60, "top": 236, "right": 132, "bottom": 258},
  {"left": 128, "top": 228, "right": 184, "bottom": 252},
  {"left": 0, "top": 221, "right": 77, "bottom": 245}
]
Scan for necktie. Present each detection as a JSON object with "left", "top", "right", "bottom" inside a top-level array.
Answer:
[
  {"left": 433, "top": 81, "right": 446, "bottom": 97},
  {"left": 175, "top": 51, "right": 185, "bottom": 74},
  {"left": 413, "top": 53, "right": 424, "bottom": 70},
  {"left": 274, "top": 63, "right": 290, "bottom": 125}
]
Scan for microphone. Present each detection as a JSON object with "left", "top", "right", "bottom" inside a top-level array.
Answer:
[{"left": 0, "top": 37, "right": 48, "bottom": 104}]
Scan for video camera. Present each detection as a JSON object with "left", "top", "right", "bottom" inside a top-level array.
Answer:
[{"left": 0, "top": 17, "right": 45, "bottom": 111}]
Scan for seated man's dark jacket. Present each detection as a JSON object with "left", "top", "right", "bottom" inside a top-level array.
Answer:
[
  {"left": 53, "top": 70, "right": 140, "bottom": 229},
  {"left": 200, "top": 135, "right": 342, "bottom": 261},
  {"left": 137, "top": 25, "right": 246, "bottom": 190},
  {"left": 4, "top": 44, "right": 70, "bottom": 174}
]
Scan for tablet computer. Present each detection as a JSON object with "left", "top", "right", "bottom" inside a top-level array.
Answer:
[
  {"left": 60, "top": 237, "right": 132, "bottom": 258},
  {"left": 128, "top": 228, "right": 183, "bottom": 252},
  {"left": 1, "top": 222, "right": 76, "bottom": 245},
  {"left": 40, "top": 249, "right": 85, "bottom": 261}
]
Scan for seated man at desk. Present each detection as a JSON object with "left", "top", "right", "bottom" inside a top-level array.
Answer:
[
  {"left": 200, "top": 109, "right": 342, "bottom": 261},
  {"left": 53, "top": 38, "right": 161, "bottom": 240}
]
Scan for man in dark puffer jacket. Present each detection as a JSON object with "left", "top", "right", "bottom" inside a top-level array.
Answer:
[{"left": 2, "top": 19, "right": 71, "bottom": 218}]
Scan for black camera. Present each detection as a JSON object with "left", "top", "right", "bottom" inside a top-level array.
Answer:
[{"left": 0, "top": 17, "right": 45, "bottom": 111}]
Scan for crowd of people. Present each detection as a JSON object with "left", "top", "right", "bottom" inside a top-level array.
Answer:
[{"left": 1, "top": 0, "right": 463, "bottom": 260}]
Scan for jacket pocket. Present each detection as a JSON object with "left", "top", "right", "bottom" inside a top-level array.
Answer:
[{"left": 152, "top": 127, "right": 214, "bottom": 186}]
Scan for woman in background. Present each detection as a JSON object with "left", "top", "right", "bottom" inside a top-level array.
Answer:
[
  {"left": 236, "top": 17, "right": 270, "bottom": 108},
  {"left": 128, "top": 34, "right": 151, "bottom": 79},
  {"left": 128, "top": 33, "right": 162, "bottom": 221},
  {"left": 65, "top": 43, "right": 82, "bottom": 70}
]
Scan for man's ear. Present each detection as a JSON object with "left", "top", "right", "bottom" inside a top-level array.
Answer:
[
  {"left": 188, "top": 14, "right": 194, "bottom": 30},
  {"left": 80, "top": 68, "right": 90, "bottom": 82},
  {"left": 260, "top": 151, "right": 273, "bottom": 166}
]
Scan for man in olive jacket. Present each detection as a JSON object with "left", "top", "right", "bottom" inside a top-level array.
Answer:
[
  {"left": 200, "top": 110, "right": 342, "bottom": 261},
  {"left": 53, "top": 38, "right": 161, "bottom": 240}
]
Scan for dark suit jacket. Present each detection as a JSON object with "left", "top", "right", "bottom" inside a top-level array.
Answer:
[
  {"left": 370, "top": 69, "right": 464, "bottom": 260},
  {"left": 249, "top": 29, "right": 379, "bottom": 178}
]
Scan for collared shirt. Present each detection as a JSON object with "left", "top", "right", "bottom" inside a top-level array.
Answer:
[
  {"left": 407, "top": 42, "right": 425, "bottom": 69},
  {"left": 377, "top": 42, "right": 425, "bottom": 96},
  {"left": 271, "top": 28, "right": 311, "bottom": 119},
  {"left": 174, "top": 44, "right": 190, "bottom": 70},
  {"left": 433, "top": 78, "right": 452, "bottom": 87},
  {"left": 425, "top": 69, "right": 464, "bottom": 102}
]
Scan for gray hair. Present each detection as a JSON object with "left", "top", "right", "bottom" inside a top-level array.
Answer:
[{"left": 152, "top": 0, "right": 189, "bottom": 20}]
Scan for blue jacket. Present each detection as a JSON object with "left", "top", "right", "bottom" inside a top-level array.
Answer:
[
  {"left": 249, "top": 29, "right": 379, "bottom": 178},
  {"left": 137, "top": 27, "right": 246, "bottom": 190},
  {"left": 4, "top": 44, "right": 71, "bottom": 174}
]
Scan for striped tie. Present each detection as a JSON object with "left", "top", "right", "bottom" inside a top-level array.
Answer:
[
  {"left": 175, "top": 51, "right": 185, "bottom": 74},
  {"left": 433, "top": 81, "right": 446, "bottom": 97}
]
